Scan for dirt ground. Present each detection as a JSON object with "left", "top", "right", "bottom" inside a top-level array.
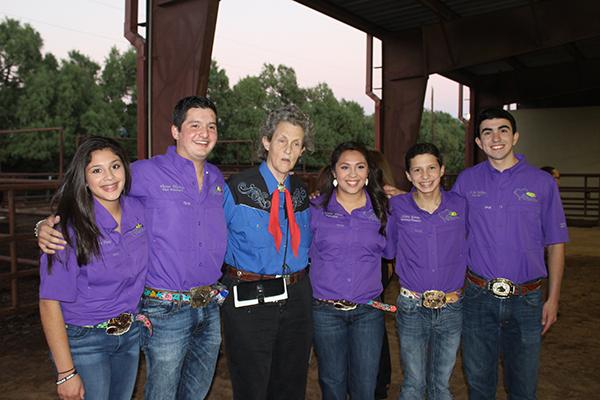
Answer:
[{"left": 1, "top": 226, "right": 598, "bottom": 399}]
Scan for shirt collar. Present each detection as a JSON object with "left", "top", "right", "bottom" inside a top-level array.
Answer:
[
  {"left": 259, "top": 161, "right": 290, "bottom": 194},
  {"left": 327, "top": 190, "right": 373, "bottom": 214},
  {"left": 409, "top": 188, "right": 447, "bottom": 215},
  {"left": 93, "top": 198, "right": 119, "bottom": 231},
  {"left": 166, "top": 145, "right": 194, "bottom": 173},
  {"left": 93, "top": 196, "right": 136, "bottom": 232},
  {"left": 484, "top": 153, "right": 527, "bottom": 175},
  {"left": 167, "top": 145, "right": 214, "bottom": 186}
]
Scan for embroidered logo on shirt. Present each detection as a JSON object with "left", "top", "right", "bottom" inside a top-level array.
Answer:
[
  {"left": 160, "top": 184, "right": 184, "bottom": 192},
  {"left": 439, "top": 209, "right": 460, "bottom": 222},
  {"left": 238, "top": 182, "right": 271, "bottom": 209},
  {"left": 514, "top": 188, "right": 538, "bottom": 202},
  {"left": 291, "top": 187, "right": 307, "bottom": 209},
  {"left": 130, "top": 222, "right": 145, "bottom": 236}
]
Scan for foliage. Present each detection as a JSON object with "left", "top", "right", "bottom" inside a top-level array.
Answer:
[
  {"left": 0, "top": 18, "right": 466, "bottom": 175},
  {"left": 0, "top": 17, "right": 137, "bottom": 171},
  {"left": 418, "top": 110, "right": 466, "bottom": 173}
]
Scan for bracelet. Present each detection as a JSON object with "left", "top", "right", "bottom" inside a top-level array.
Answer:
[
  {"left": 34, "top": 219, "right": 46, "bottom": 238},
  {"left": 56, "top": 370, "right": 78, "bottom": 385},
  {"left": 57, "top": 366, "right": 75, "bottom": 375}
]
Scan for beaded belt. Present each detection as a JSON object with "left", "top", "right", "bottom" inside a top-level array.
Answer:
[
  {"left": 144, "top": 284, "right": 228, "bottom": 308},
  {"left": 400, "top": 287, "right": 462, "bottom": 309},
  {"left": 144, "top": 287, "right": 191, "bottom": 302}
]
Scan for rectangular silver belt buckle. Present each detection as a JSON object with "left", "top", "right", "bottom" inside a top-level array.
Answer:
[
  {"left": 422, "top": 290, "right": 446, "bottom": 309},
  {"left": 487, "top": 278, "right": 515, "bottom": 298}
]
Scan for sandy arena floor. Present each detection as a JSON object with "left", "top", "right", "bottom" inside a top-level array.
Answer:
[{"left": 1, "top": 226, "right": 598, "bottom": 399}]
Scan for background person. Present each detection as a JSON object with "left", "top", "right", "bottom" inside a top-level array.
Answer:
[
  {"left": 39, "top": 137, "right": 148, "bottom": 400},
  {"left": 387, "top": 143, "right": 467, "bottom": 400},
  {"left": 220, "top": 104, "right": 314, "bottom": 400},
  {"left": 541, "top": 165, "right": 561, "bottom": 185},
  {"left": 310, "top": 142, "right": 392, "bottom": 400}
]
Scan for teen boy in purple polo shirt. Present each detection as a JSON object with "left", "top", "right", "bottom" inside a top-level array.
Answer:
[
  {"left": 387, "top": 143, "right": 467, "bottom": 400},
  {"left": 37, "top": 96, "right": 227, "bottom": 400},
  {"left": 453, "top": 108, "right": 568, "bottom": 400}
]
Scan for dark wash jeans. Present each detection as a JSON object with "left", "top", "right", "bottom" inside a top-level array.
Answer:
[
  {"left": 221, "top": 274, "right": 313, "bottom": 400},
  {"left": 462, "top": 279, "right": 543, "bottom": 400},
  {"left": 312, "top": 300, "right": 384, "bottom": 400}
]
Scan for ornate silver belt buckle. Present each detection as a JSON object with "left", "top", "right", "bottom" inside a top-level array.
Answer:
[
  {"left": 190, "top": 285, "right": 213, "bottom": 308},
  {"left": 422, "top": 290, "right": 446, "bottom": 309},
  {"left": 488, "top": 278, "right": 514, "bottom": 298},
  {"left": 106, "top": 313, "right": 133, "bottom": 336}
]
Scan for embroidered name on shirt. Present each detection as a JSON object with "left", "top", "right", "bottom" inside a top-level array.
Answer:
[
  {"left": 324, "top": 211, "right": 343, "bottom": 219},
  {"left": 160, "top": 184, "right": 184, "bottom": 192},
  {"left": 468, "top": 190, "right": 487, "bottom": 198},
  {"left": 400, "top": 214, "right": 422, "bottom": 223},
  {"left": 514, "top": 188, "right": 538, "bottom": 202}
]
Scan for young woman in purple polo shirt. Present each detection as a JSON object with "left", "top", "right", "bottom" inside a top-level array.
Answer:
[
  {"left": 387, "top": 143, "right": 467, "bottom": 400},
  {"left": 309, "top": 141, "right": 393, "bottom": 400},
  {"left": 39, "top": 137, "right": 148, "bottom": 400}
]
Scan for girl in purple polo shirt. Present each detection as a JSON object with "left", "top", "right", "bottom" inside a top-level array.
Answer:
[
  {"left": 39, "top": 137, "right": 148, "bottom": 400},
  {"left": 310, "top": 141, "right": 393, "bottom": 400},
  {"left": 387, "top": 143, "right": 467, "bottom": 400}
]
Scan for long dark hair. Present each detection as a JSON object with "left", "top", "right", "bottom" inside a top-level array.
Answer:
[
  {"left": 318, "top": 141, "right": 389, "bottom": 235},
  {"left": 50, "top": 136, "right": 131, "bottom": 268}
]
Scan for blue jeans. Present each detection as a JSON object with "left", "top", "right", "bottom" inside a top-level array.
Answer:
[
  {"left": 462, "top": 280, "right": 543, "bottom": 400},
  {"left": 312, "top": 300, "right": 384, "bottom": 400},
  {"left": 66, "top": 322, "right": 140, "bottom": 400},
  {"left": 395, "top": 294, "right": 462, "bottom": 400},
  {"left": 140, "top": 299, "right": 221, "bottom": 400}
]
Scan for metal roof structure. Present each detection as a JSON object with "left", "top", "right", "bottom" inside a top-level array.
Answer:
[{"left": 126, "top": 0, "right": 600, "bottom": 183}]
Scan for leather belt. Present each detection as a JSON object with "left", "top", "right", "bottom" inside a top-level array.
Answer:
[
  {"left": 466, "top": 271, "right": 543, "bottom": 298},
  {"left": 400, "top": 287, "right": 461, "bottom": 309},
  {"left": 224, "top": 265, "right": 306, "bottom": 286}
]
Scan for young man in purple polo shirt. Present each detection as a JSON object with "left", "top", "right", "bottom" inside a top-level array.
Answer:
[
  {"left": 453, "top": 108, "right": 568, "bottom": 399},
  {"left": 37, "top": 96, "right": 227, "bottom": 400}
]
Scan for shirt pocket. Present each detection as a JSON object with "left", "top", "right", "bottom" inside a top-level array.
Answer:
[
  {"left": 435, "top": 221, "right": 467, "bottom": 267},
  {"left": 145, "top": 197, "right": 196, "bottom": 250},
  {"left": 507, "top": 202, "right": 542, "bottom": 250},
  {"left": 312, "top": 220, "right": 347, "bottom": 261}
]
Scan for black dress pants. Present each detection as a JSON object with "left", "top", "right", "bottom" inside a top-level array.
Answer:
[{"left": 222, "top": 275, "right": 313, "bottom": 400}]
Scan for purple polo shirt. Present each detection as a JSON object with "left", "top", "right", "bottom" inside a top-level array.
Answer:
[
  {"left": 309, "top": 192, "right": 393, "bottom": 303},
  {"left": 39, "top": 196, "right": 148, "bottom": 326},
  {"left": 130, "top": 146, "right": 227, "bottom": 290},
  {"left": 452, "top": 155, "right": 569, "bottom": 283},
  {"left": 388, "top": 190, "right": 467, "bottom": 293}
]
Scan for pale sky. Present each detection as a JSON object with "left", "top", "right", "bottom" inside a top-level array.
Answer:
[{"left": 1, "top": 0, "right": 460, "bottom": 116}]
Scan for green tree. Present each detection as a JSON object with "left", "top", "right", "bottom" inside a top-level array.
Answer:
[
  {"left": 0, "top": 18, "right": 44, "bottom": 129},
  {"left": 418, "top": 110, "right": 465, "bottom": 173}
]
